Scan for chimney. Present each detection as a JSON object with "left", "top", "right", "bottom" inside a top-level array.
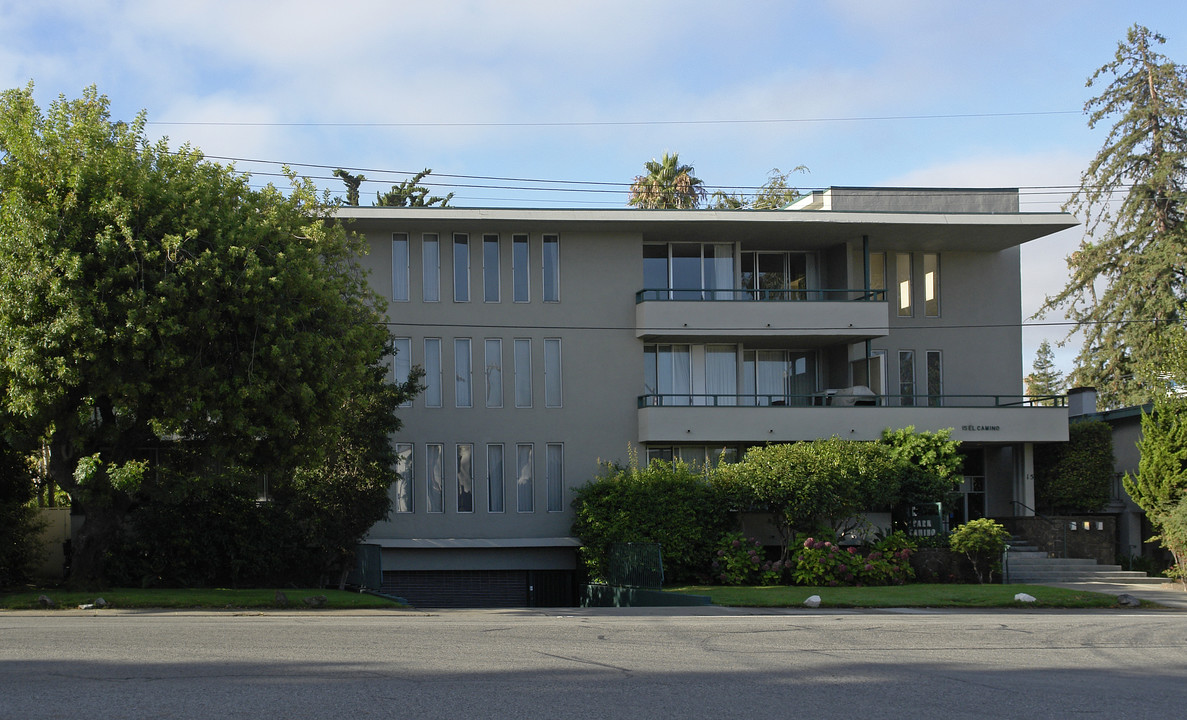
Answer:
[{"left": 1067, "top": 386, "right": 1097, "bottom": 417}]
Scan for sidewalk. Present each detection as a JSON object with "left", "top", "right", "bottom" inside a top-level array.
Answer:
[{"left": 1034, "top": 580, "right": 1187, "bottom": 609}]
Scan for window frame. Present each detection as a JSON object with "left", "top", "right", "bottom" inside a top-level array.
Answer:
[
  {"left": 453, "top": 232, "right": 470, "bottom": 303},
  {"left": 514, "top": 338, "right": 533, "bottom": 408},
  {"left": 512, "top": 234, "right": 530, "bottom": 303},
  {"left": 544, "top": 338, "right": 562, "bottom": 408},
  {"left": 392, "top": 233, "right": 410, "bottom": 302},
  {"left": 483, "top": 233, "right": 500, "bottom": 303},
  {"left": 456, "top": 443, "right": 474, "bottom": 513},
  {"left": 487, "top": 443, "right": 505, "bottom": 513},
  {"left": 394, "top": 443, "right": 414, "bottom": 513},
  {"left": 424, "top": 338, "right": 443, "bottom": 408},
  {"left": 516, "top": 443, "right": 534, "bottom": 513},
  {"left": 422, "top": 233, "right": 440, "bottom": 302},
  {"left": 454, "top": 338, "right": 472, "bottom": 408},
  {"left": 546, "top": 443, "right": 564, "bottom": 513},
  {"left": 542, "top": 233, "right": 560, "bottom": 302},
  {"left": 484, "top": 338, "right": 503, "bottom": 408},
  {"left": 426, "top": 443, "right": 444, "bottom": 513}
]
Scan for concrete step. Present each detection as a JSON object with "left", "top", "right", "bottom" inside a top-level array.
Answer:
[{"left": 1009, "top": 572, "right": 1168, "bottom": 585}]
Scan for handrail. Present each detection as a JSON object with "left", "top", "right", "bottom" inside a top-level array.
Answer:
[
  {"left": 636, "top": 393, "right": 1068, "bottom": 409},
  {"left": 1009, "top": 500, "right": 1067, "bottom": 559},
  {"left": 635, "top": 287, "right": 887, "bottom": 303}
]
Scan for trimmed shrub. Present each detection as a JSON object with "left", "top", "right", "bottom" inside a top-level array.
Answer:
[
  {"left": 571, "top": 459, "right": 732, "bottom": 584},
  {"left": 1034, "top": 420, "right": 1114, "bottom": 513},
  {"left": 709, "top": 533, "right": 784, "bottom": 585},
  {"left": 949, "top": 518, "right": 1011, "bottom": 583},
  {"left": 792, "top": 531, "right": 916, "bottom": 587}
]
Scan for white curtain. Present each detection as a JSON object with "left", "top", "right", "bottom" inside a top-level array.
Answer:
[
  {"left": 517, "top": 445, "right": 534, "bottom": 512},
  {"left": 706, "top": 345, "right": 737, "bottom": 406},
  {"left": 426, "top": 444, "right": 443, "bottom": 513}
]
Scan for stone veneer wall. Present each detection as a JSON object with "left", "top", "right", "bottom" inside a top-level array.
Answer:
[{"left": 995, "top": 515, "right": 1117, "bottom": 565}]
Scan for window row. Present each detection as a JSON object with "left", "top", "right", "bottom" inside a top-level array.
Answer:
[
  {"left": 392, "top": 442, "right": 564, "bottom": 514},
  {"left": 896, "top": 349, "right": 943, "bottom": 407},
  {"left": 643, "top": 343, "right": 818, "bottom": 406},
  {"left": 392, "top": 233, "right": 560, "bottom": 303},
  {"left": 868, "top": 251, "right": 940, "bottom": 318},
  {"left": 643, "top": 243, "right": 818, "bottom": 300},
  {"left": 392, "top": 337, "right": 562, "bottom": 408}
]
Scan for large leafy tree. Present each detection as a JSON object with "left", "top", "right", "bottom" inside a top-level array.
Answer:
[
  {"left": 709, "top": 166, "right": 809, "bottom": 209},
  {"left": 628, "top": 152, "right": 707, "bottom": 209},
  {"left": 1039, "top": 25, "right": 1187, "bottom": 409},
  {"left": 375, "top": 168, "right": 454, "bottom": 207},
  {"left": 0, "top": 85, "right": 417, "bottom": 587}
]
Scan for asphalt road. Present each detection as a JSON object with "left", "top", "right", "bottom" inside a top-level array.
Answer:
[{"left": 2, "top": 607, "right": 1184, "bottom": 719}]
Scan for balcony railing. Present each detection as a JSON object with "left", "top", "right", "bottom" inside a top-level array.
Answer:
[
  {"left": 635, "top": 288, "right": 887, "bottom": 303},
  {"left": 637, "top": 393, "right": 1067, "bottom": 408}
]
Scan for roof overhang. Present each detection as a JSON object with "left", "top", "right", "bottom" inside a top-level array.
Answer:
[{"left": 333, "top": 206, "right": 1078, "bottom": 252}]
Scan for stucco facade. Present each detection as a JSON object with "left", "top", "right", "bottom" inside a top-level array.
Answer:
[{"left": 339, "top": 187, "right": 1077, "bottom": 606}]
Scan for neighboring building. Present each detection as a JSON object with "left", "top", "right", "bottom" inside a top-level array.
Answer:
[
  {"left": 339, "top": 186, "right": 1077, "bottom": 606},
  {"left": 1067, "top": 386, "right": 1154, "bottom": 560}
]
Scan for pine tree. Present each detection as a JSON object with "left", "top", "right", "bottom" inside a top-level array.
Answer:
[
  {"left": 1125, "top": 398, "right": 1187, "bottom": 519},
  {"left": 1038, "top": 25, "right": 1187, "bottom": 410},
  {"left": 1025, "top": 340, "right": 1066, "bottom": 405}
]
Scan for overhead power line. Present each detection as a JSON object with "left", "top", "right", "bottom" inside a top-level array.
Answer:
[{"left": 147, "top": 109, "right": 1082, "bottom": 129}]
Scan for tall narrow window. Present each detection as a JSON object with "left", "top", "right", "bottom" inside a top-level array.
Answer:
[
  {"left": 899, "top": 350, "right": 916, "bottom": 407},
  {"left": 426, "top": 443, "right": 444, "bottom": 513},
  {"left": 485, "top": 338, "right": 503, "bottom": 408},
  {"left": 923, "top": 253, "right": 940, "bottom": 317},
  {"left": 457, "top": 443, "right": 473, "bottom": 513},
  {"left": 869, "top": 251, "right": 886, "bottom": 299},
  {"left": 454, "top": 338, "right": 472, "bottom": 408},
  {"left": 927, "top": 350, "right": 943, "bottom": 407},
  {"left": 516, "top": 444, "right": 534, "bottom": 512},
  {"left": 542, "top": 234, "right": 560, "bottom": 302},
  {"left": 483, "top": 234, "right": 500, "bottom": 303},
  {"left": 546, "top": 444, "right": 563, "bottom": 512},
  {"left": 544, "top": 338, "right": 562, "bottom": 408},
  {"left": 392, "top": 233, "right": 409, "bottom": 302},
  {"left": 514, "top": 338, "right": 532, "bottom": 408},
  {"left": 394, "top": 443, "right": 413, "bottom": 513},
  {"left": 393, "top": 337, "right": 412, "bottom": 407},
  {"left": 487, "top": 444, "right": 505, "bottom": 513},
  {"left": 424, "top": 339, "right": 442, "bottom": 407},
  {"left": 513, "top": 234, "right": 530, "bottom": 302},
  {"left": 453, "top": 233, "right": 470, "bottom": 302},
  {"left": 422, "top": 233, "right": 440, "bottom": 302},
  {"left": 643, "top": 245, "right": 669, "bottom": 299},
  {"left": 896, "top": 253, "right": 913, "bottom": 317}
]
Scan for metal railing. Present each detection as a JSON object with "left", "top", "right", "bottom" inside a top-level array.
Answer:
[
  {"left": 605, "top": 542, "right": 664, "bottom": 589},
  {"left": 636, "top": 287, "right": 887, "bottom": 303},
  {"left": 637, "top": 393, "right": 1067, "bottom": 408}
]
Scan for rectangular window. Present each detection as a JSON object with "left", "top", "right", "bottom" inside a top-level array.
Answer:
[
  {"left": 869, "top": 251, "right": 886, "bottom": 298},
  {"left": 424, "top": 338, "right": 442, "bottom": 407},
  {"left": 927, "top": 350, "right": 943, "bottom": 407},
  {"left": 426, "top": 443, "right": 444, "bottom": 513},
  {"left": 741, "top": 349, "right": 817, "bottom": 406},
  {"left": 487, "top": 444, "right": 505, "bottom": 513},
  {"left": 643, "top": 244, "right": 669, "bottom": 299},
  {"left": 542, "top": 234, "right": 559, "bottom": 302},
  {"left": 483, "top": 234, "right": 500, "bottom": 303},
  {"left": 924, "top": 253, "right": 939, "bottom": 317},
  {"left": 546, "top": 443, "right": 563, "bottom": 512},
  {"left": 512, "top": 234, "right": 530, "bottom": 302},
  {"left": 454, "top": 338, "right": 472, "bottom": 408},
  {"left": 393, "top": 337, "right": 412, "bottom": 407},
  {"left": 644, "top": 344, "right": 692, "bottom": 406},
  {"left": 394, "top": 443, "right": 413, "bottom": 513},
  {"left": 896, "top": 252, "right": 913, "bottom": 317},
  {"left": 392, "top": 233, "right": 409, "bottom": 302},
  {"left": 422, "top": 233, "right": 440, "bottom": 302},
  {"left": 485, "top": 338, "right": 503, "bottom": 408},
  {"left": 899, "top": 350, "right": 916, "bottom": 407},
  {"left": 544, "top": 338, "right": 562, "bottom": 408},
  {"left": 453, "top": 233, "right": 470, "bottom": 302},
  {"left": 516, "top": 444, "right": 534, "bottom": 512},
  {"left": 705, "top": 345, "right": 738, "bottom": 406},
  {"left": 514, "top": 338, "right": 532, "bottom": 408},
  {"left": 457, "top": 443, "right": 474, "bottom": 513}
]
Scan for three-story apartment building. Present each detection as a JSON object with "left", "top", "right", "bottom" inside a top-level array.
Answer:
[{"left": 340, "top": 186, "right": 1077, "bottom": 606}]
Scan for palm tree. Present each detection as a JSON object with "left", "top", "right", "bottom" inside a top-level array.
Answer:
[{"left": 628, "top": 152, "right": 707, "bottom": 209}]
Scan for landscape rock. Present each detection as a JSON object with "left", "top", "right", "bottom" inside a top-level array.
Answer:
[
  {"left": 302, "top": 595, "right": 327, "bottom": 608},
  {"left": 275, "top": 591, "right": 290, "bottom": 606},
  {"left": 1013, "top": 593, "right": 1036, "bottom": 603},
  {"left": 803, "top": 595, "right": 821, "bottom": 608},
  {"left": 37, "top": 595, "right": 55, "bottom": 609},
  {"left": 1117, "top": 593, "right": 1141, "bottom": 608},
  {"left": 94, "top": 597, "right": 107, "bottom": 608}
]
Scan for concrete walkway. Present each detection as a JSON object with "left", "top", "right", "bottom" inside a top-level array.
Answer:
[{"left": 1035, "top": 579, "right": 1187, "bottom": 609}]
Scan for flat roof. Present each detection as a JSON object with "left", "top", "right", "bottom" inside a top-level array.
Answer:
[{"left": 334, "top": 206, "right": 1079, "bottom": 252}]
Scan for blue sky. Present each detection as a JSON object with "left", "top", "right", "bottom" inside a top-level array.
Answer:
[{"left": 4, "top": 0, "right": 1187, "bottom": 380}]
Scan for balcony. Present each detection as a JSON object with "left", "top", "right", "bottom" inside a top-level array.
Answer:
[
  {"left": 636, "top": 393, "right": 1069, "bottom": 444},
  {"left": 635, "top": 288, "right": 888, "bottom": 345}
]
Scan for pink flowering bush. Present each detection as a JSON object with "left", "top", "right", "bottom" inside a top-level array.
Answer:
[
  {"left": 709, "top": 532, "right": 785, "bottom": 585},
  {"left": 792, "top": 531, "right": 917, "bottom": 586}
]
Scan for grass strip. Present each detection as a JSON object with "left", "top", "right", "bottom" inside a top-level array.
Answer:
[
  {"left": 0, "top": 588, "right": 408, "bottom": 611},
  {"left": 666, "top": 583, "right": 1148, "bottom": 608}
]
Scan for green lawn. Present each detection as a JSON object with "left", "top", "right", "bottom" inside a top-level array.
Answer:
[
  {"left": 0, "top": 588, "right": 409, "bottom": 611},
  {"left": 667, "top": 583, "right": 1148, "bottom": 609}
]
